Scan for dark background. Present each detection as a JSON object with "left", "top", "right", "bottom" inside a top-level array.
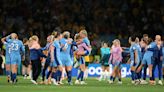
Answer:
[{"left": 0, "top": 0, "right": 164, "bottom": 55}]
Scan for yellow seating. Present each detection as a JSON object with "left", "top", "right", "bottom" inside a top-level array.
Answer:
[{"left": 84, "top": 55, "right": 94, "bottom": 62}]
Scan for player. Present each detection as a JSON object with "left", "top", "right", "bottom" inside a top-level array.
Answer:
[
  {"left": 5, "top": 33, "right": 25, "bottom": 83},
  {"left": 1, "top": 36, "right": 12, "bottom": 82},
  {"left": 22, "top": 38, "right": 31, "bottom": 79},
  {"left": 60, "top": 31, "right": 74, "bottom": 85},
  {"left": 50, "top": 32, "right": 63, "bottom": 85},
  {"left": 98, "top": 42, "right": 110, "bottom": 81},
  {"left": 108, "top": 39, "right": 122, "bottom": 84},
  {"left": 74, "top": 34, "right": 91, "bottom": 85},
  {"left": 135, "top": 37, "right": 142, "bottom": 80},
  {"left": 162, "top": 39, "right": 164, "bottom": 82},
  {"left": 79, "top": 29, "right": 92, "bottom": 79},
  {"left": 40, "top": 35, "right": 54, "bottom": 84},
  {"left": 142, "top": 34, "right": 149, "bottom": 82},
  {"left": 152, "top": 35, "right": 163, "bottom": 85},
  {"left": 79, "top": 29, "right": 91, "bottom": 55},
  {"left": 137, "top": 38, "right": 155, "bottom": 85},
  {"left": 29, "top": 35, "right": 47, "bottom": 85},
  {"left": 139, "top": 34, "right": 149, "bottom": 84},
  {"left": 129, "top": 36, "right": 142, "bottom": 85}
]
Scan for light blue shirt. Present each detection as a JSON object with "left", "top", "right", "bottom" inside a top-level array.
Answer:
[
  {"left": 53, "top": 40, "right": 61, "bottom": 58},
  {"left": 6, "top": 37, "right": 25, "bottom": 56},
  {"left": 4, "top": 42, "right": 11, "bottom": 57},
  {"left": 60, "top": 38, "right": 72, "bottom": 57},
  {"left": 130, "top": 43, "right": 141, "bottom": 62},
  {"left": 83, "top": 37, "right": 90, "bottom": 46}
]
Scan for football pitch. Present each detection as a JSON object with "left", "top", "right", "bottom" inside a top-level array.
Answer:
[{"left": 0, "top": 76, "right": 164, "bottom": 92}]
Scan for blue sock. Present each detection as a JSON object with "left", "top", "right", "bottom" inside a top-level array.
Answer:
[
  {"left": 139, "top": 72, "right": 142, "bottom": 79},
  {"left": 67, "top": 71, "right": 72, "bottom": 83},
  {"left": 12, "top": 73, "right": 17, "bottom": 81},
  {"left": 143, "top": 68, "right": 147, "bottom": 80},
  {"left": 137, "top": 73, "right": 140, "bottom": 79},
  {"left": 77, "top": 71, "right": 82, "bottom": 80},
  {"left": 118, "top": 78, "right": 121, "bottom": 81},
  {"left": 134, "top": 72, "right": 138, "bottom": 80},
  {"left": 150, "top": 77, "right": 153, "bottom": 80},
  {"left": 55, "top": 70, "right": 59, "bottom": 81},
  {"left": 14, "top": 73, "right": 17, "bottom": 80},
  {"left": 157, "top": 66, "right": 162, "bottom": 80},
  {"left": 80, "top": 71, "right": 84, "bottom": 81},
  {"left": 143, "top": 65, "right": 147, "bottom": 80},
  {"left": 46, "top": 71, "right": 51, "bottom": 79},
  {"left": 11, "top": 73, "right": 14, "bottom": 81},
  {"left": 57, "top": 70, "right": 62, "bottom": 82},
  {"left": 110, "top": 76, "right": 113, "bottom": 80},
  {"left": 52, "top": 72, "right": 57, "bottom": 81},
  {"left": 6, "top": 71, "right": 11, "bottom": 77},
  {"left": 131, "top": 71, "right": 135, "bottom": 81},
  {"left": 112, "top": 77, "right": 115, "bottom": 81}
]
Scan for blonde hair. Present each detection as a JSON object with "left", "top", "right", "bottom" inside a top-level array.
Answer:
[
  {"left": 29, "top": 35, "right": 39, "bottom": 42},
  {"left": 135, "top": 37, "right": 140, "bottom": 43},
  {"left": 155, "top": 35, "right": 161, "bottom": 41},
  {"left": 80, "top": 29, "right": 88, "bottom": 36},
  {"left": 52, "top": 31, "right": 61, "bottom": 38},
  {"left": 31, "top": 35, "right": 39, "bottom": 41},
  {"left": 28, "top": 37, "right": 33, "bottom": 47},
  {"left": 113, "top": 39, "right": 121, "bottom": 46},
  {"left": 29, "top": 37, "right": 32, "bottom": 41},
  {"left": 52, "top": 31, "right": 57, "bottom": 36},
  {"left": 11, "top": 33, "right": 18, "bottom": 39},
  {"left": 63, "top": 31, "right": 70, "bottom": 39},
  {"left": 47, "top": 35, "right": 54, "bottom": 41},
  {"left": 74, "top": 34, "right": 81, "bottom": 41}
]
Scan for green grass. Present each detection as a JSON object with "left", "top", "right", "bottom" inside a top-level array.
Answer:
[{"left": 0, "top": 76, "right": 164, "bottom": 92}]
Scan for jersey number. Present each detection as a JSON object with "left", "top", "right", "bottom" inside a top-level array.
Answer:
[{"left": 9, "top": 43, "right": 19, "bottom": 52}]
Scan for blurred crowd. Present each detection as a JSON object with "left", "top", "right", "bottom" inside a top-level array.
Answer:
[{"left": 0, "top": 0, "right": 164, "bottom": 55}]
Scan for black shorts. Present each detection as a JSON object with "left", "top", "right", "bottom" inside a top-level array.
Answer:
[
  {"left": 100, "top": 54, "right": 110, "bottom": 66},
  {"left": 22, "top": 56, "right": 30, "bottom": 67},
  {"left": 85, "top": 62, "right": 89, "bottom": 67},
  {"left": 102, "top": 64, "right": 109, "bottom": 67}
]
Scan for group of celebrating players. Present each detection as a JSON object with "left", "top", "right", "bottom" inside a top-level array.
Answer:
[
  {"left": 1, "top": 29, "right": 164, "bottom": 86},
  {"left": 1, "top": 29, "right": 91, "bottom": 85},
  {"left": 98, "top": 34, "right": 164, "bottom": 85}
]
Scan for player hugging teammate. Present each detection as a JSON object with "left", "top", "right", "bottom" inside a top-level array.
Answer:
[{"left": 73, "top": 29, "right": 91, "bottom": 85}]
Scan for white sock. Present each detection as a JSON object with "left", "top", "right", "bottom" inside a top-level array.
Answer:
[
  {"left": 101, "top": 71, "right": 106, "bottom": 79},
  {"left": 99, "top": 72, "right": 103, "bottom": 80},
  {"left": 84, "top": 69, "right": 88, "bottom": 79},
  {"left": 29, "top": 71, "right": 32, "bottom": 79},
  {"left": 104, "top": 70, "right": 108, "bottom": 80},
  {"left": 105, "top": 71, "right": 110, "bottom": 80},
  {"left": 62, "top": 68, "right": 66, "bottom": 80}
]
